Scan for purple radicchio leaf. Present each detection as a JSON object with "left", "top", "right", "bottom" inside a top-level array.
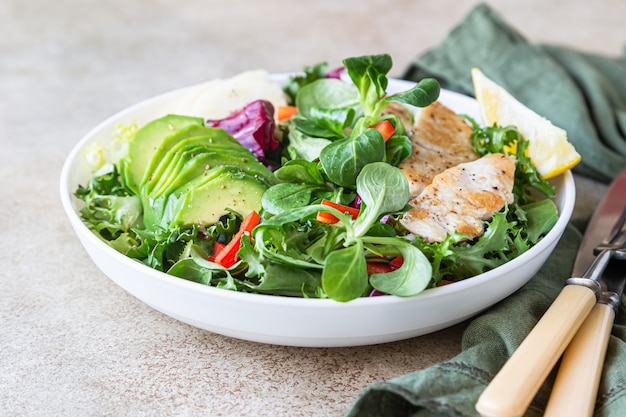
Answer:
[
  {"left": 206, "top": 99, "right": 278, "bottom": 161},
  {"left": 326, "top": 66, "right": 345, "bottom": 79}
]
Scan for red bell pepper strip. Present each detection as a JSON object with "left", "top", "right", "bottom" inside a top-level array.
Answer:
[
  {"left": 366, "top": 262, "right": 394, "bottom": 276},
  {"left": 316, "top": 211, "right": 340, "bottom": 224},
  {"left": 389, "top": 256, "right": 404, "bottom": 270},
  {"left": 316, "top": 199, "right": 360, "bottom": 224},
  {"left": 213, "top": 241, "right": 226, "bottom": 255},
  {"left": 207, "top": 241, "right": 226, "bottom": 262},
  {"left": 367, "top": 256, "right": 403, "bottom": 276},
  {"left": 213, "top": 210, "right": 261, "bottom": 268},
  {"left": 370, "top": 120, "right": 395, "bottom": 142}
]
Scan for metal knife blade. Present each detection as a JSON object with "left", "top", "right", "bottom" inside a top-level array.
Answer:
[{"left": 573, "top": 168, "right": 626, "bottom": 276}]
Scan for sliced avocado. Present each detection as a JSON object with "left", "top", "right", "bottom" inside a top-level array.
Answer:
[
  {"left": 143, "top": 142, "right": 213, "bottom": 196},
  {"left": 125, "top": 117, "right": 275, "bottom": 232},
  {"left": 167, "top": 170, "right": 267, "bottom": 228},
  {"left": 140, "top": 126, "right": 243, "bottom": 187},
  {"left": 146, "top": 138, "right": 257, "bottom": 188},
  {"left": 122, "top": 114, "right": 204, "bottom": 193},
  {"left": 141, "top": 165, "right": 229, "bottom": 231},
  {"left": 150, "top": 150, "right": 273, "bottom": 199},
  {"left": 143, "top": 164, "right": 270, "bottom": 231},
  {"left": 143, "top": 133, "right": 273, "bottom": 197}
]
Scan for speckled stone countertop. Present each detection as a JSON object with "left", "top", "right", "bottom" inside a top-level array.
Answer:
[{"left": 2, "top": 0, "right": 623, "bottom": 415}]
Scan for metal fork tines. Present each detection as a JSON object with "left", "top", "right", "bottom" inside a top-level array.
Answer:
[
  {"left": 594, "top": 229, "right": 626, "bottom": 260},
  {"left": 583, "top": 210, "right": 626, "bottom": 282}
]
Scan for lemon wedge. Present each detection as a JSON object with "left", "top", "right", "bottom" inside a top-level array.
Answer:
[{"left": 471, "top": 68, "right": 581, "bottom": 179}]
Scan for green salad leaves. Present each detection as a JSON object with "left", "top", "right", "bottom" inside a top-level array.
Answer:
[{"left": 75, "top": 53, "right": 559, "bottom": 302}]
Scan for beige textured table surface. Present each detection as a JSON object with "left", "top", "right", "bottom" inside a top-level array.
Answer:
[{"left": 2, "top": 0, "right": 623, "bottom": 416}]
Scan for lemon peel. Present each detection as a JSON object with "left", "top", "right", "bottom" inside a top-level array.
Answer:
[{"left": 471, "top": 68, "right": 581, "bottom": 179}]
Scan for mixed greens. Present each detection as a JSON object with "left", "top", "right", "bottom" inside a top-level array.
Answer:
[{"left": 75, "top": 53, "right": 558, "bottom": 302}]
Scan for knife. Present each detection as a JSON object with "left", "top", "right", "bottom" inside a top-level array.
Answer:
[
  {"left": 543, "top": 171, "right": 626, "bottom": 417},
  {"left": 475, "top": 168, "right": 626, "bottom": 417}
]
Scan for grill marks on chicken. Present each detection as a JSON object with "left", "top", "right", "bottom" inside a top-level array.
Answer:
[
  {"left": 400, "top": 153, "right": 516, "bottom": 243},
  {"left": 398, "top": 101, "right": 479, "bottom": 198}
]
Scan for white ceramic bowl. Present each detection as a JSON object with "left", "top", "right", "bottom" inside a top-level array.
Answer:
[{"left": 60, "top": 76, "right": 575, "bottom": 347}]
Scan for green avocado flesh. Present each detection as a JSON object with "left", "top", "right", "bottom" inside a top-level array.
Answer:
[
  {"left": 122, "top": 115, "right": 205, "bottom": 194},
  {"left": 165, "top": 170, "right": 267, "bottom": 228},
  {"left": 121, "top": 114, "right": 275, "bottom": 231},
  {"left": 141, "top": 126, "right": 244, "bottom": 186}
]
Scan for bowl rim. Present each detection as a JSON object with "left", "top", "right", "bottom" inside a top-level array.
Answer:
[{"left": 59, "top": 77, "right": 576, "bottom": 309}]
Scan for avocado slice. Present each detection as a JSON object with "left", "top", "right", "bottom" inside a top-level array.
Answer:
[
  {"left": 141, "top": 165, "right": 229, "bottom": 230},
  {"left": 121, "top": 114, "right": 204, "bottom": 193},
  {"left": 143, "top": 142, "right": 214, "bottom": 196},
  {"left": 143, "top": 131, "right": 274, "bottom": 196},
  {"left": 165, "top": 169, "right": 267, "bottom": 228},
  {"left": 140, "top": 126, "right": 244, "bottom": 188},
  {"left": 149, "top": 149, "right": 274, "bottom": 199},
  {"left": 124, "top": 116, "right": 276, "bottom": 232},
  {"left": 145, "top": 136, "right": 259, "bottom": 183}
]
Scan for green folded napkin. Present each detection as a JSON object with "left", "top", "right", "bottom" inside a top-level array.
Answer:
[
  {"left": 402, "top": 3, "right": 626, "bottom": 183},
  {"left": 345, "top": 225, "right": 626, "bottom": 417},
  {"left": 345, "top": 5, "right": 626, "bottom": 416}
]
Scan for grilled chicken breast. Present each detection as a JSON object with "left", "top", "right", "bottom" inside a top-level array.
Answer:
[
  {"left": 400, "top": 153, "right": 516, "bottom": 243},
  {"left": 398, "top": 101, "right": 479, "bottom": 198}
]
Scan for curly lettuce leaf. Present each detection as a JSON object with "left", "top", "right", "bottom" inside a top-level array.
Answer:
[
  {"left": 75, "top": 164, "right": 142, "bottom": 240},
  {"left": 413, "top": 200, "right": 558, "bottom": 283}
]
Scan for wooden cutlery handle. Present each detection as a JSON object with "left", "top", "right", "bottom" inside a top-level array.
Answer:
[
  {"left": 475, "top": 284, "right": 598, "bottom": 417},
  {"left": 543, "top": 303, "right": 615, "bottom": 417}
]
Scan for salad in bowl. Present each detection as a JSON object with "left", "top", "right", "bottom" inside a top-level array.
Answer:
[
  {"left": 61, "top": 53, "right": 576, "bottom": 345},
  {"left": 71, "top": 54, "right": 566, "bottom": 303}
]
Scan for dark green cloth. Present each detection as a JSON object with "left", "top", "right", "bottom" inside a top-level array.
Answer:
[
  {"left": 345, "top": 225, "right": 626, "bottom": 417},
  {"left": 402, "top": 3, "right": 626, "bottom": 183},
  {"left": 345, "top": 5, "right": 626, "bottom": 416}
]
